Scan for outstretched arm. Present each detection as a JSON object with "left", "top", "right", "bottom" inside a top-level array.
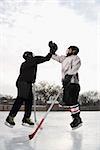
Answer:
[
  {"left": 52, "top": 54, "right": 65, "bottom": 63},
  {"left": 34, "top": 53, "right": 52, "bottom": 64},
  {"left": 33, "top": 41, "right": 59, "bottom": 64}
]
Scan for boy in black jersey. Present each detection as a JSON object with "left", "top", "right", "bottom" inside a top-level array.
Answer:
[{"left": 5, "top": 42, "right": 57, "bottom": 127}]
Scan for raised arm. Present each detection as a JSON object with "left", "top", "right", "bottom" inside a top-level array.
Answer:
[
  {"left": 52, "top": 54, "right": 66, "bottom": 63},
  {"left": 34, "top": 53, "right": 52, "bottom": 64},
  {"left": 35, "top": 41, "right": 59, "bottom": 64}
]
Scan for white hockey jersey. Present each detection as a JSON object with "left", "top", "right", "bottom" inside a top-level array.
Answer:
[{"left": 52, "top": 54, "right": 81, "bottom": 84}]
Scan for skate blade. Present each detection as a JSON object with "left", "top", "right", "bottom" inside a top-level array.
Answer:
[
  {"left": 72, "top": 123, "right": 82, "bottom": 130},
  {"left": 22, "top": 123, "right": 34, "bottom": 128},
  {"left": 5, "top": 121, "right": 14, "bottom": 128}
]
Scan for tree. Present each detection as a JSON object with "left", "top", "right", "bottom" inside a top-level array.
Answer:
[
  {"left": 79, "top": 91, "right": 100, "bottom": 106},
  {"left": 34, "top": 81, "right": 62, "bottom": 105}
]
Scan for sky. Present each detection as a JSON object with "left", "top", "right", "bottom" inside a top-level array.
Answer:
[{"left": 0, "top": 0, "right": 100, "bottom": 97}]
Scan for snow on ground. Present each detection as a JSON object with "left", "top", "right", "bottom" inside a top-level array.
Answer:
[{"left": 0, "top": 111, "right": 100, "bottom": 150}]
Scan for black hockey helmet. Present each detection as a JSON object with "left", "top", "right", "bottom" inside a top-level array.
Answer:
[
  {"left": 23, "top": 51, "right": 33, "bottom": 60},
  {"left": 68, "top": 46, "right": 79, "bottom": 55}
]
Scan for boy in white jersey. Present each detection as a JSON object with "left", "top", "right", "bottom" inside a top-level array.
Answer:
[{"left": 49, "top": 42, "right": 82, "bottom": 129}]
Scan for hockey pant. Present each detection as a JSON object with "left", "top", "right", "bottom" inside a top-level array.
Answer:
[{"left": 9, "top": 81, "right": 33, "bottom": 119}]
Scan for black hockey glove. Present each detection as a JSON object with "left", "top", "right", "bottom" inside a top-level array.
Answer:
[
  {"left": 62, "top": 74, "right": 72, "bottom": 87},
  {"left": 48, "top": 41, "right": 58, "bottom": 54}
]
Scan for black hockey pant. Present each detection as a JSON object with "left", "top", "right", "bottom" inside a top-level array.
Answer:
[{"left": 9, "top": 81, "right": 33, "bottom": 119}]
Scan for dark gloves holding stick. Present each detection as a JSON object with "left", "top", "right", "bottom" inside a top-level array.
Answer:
[{"left": 48, "top": 41, "right": 58, "bottom": 54}]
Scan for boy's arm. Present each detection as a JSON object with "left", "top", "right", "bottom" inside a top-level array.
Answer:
[
  {"left": 34, "top": 53, "right": 52, "bottom": 64},
  {"left": 52, "top": 54, "right": 66, "bottom": 63},
  {"left": 34, "top": 41, "right": 58, "bottom": 64}
]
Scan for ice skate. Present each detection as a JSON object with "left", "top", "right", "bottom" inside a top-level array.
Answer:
[
  {"left": 5, "top": 116, "right": 15, "bottom": 128},
  {"left": 70, "top": 116, "right": 82, "bottom": 130},
  {"left": 22, "top": 118, "right": 34, "bottom": 127}
]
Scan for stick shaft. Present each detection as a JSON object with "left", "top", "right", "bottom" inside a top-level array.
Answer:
[
  {"left": 43, "top": 89, "right": 62, "bottom": 119},
  {"left": 29, "top": 118, "right": 44, "bottom": 139},
  {"left": 33, "top": 84, "right": 37, "bottom": 123}
]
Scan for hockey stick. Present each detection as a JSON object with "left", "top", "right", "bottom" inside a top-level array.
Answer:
[
  {"left": 12, "top": 88, "right": 62, "bottom": 143},
  {"left": 32, "top": 84, "right": 37, "bottom": 123},
  {"left": 32, "top": 84, "right": 43, "bottom": 129},
  {"left": 29, "top": 88, "right": 62, "bottom": 140}
]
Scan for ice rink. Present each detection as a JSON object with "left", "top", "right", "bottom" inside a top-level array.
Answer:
[{"left": 0, "top": 111, "right": 100, "bottom": 150}]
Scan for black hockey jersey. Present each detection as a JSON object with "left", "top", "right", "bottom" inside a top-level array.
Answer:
[{"left": 17, "top": 53, "right": 52, "bottom": 83}]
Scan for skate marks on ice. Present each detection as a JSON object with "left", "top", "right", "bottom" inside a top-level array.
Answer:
[
  {"left": 0, "top": 133, "right": 37, "bottom": 150},
  {"left": 0, "top": 130, "right": 82, "bottom": 150},
  {"left": 0, "top": 123, "right": 38, "bottom": 150},
  {"left": 5, "top": 138, "right": 33, "bottom": 150},
  {"left": 0, "top": 122, "right": 83, "bottom": 150},
  {"left": 1, "top": 112, "right": 100, "bottom": 150}
]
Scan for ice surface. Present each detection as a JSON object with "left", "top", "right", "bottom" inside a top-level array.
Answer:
[{"left": 0, "top": 111, "right": 100, "bottom": 150}]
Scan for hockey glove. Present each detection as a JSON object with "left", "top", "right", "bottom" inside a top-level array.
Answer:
[
  {"left": 48, "top": 41, "right": 58, "bottom": 54},
  {"left": 62, "top": 74, "right": 72, "bottom": 87}
]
